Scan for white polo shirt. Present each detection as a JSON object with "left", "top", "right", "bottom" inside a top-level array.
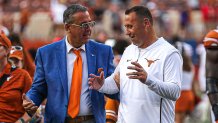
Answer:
[{"left": 100, "top": 37, "right": 182, "bottom": 123}]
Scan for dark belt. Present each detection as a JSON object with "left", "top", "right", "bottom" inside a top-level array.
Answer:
[{"left": 65, "top": 115, "right": 94, "bottom": 123}]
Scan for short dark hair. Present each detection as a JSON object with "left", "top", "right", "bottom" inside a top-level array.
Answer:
[
  {"left": 63, "top": 4, "right": 87, "bottom": 24},
  {"left": 125, "top": 6, "right": 153, "bottom": 25}
]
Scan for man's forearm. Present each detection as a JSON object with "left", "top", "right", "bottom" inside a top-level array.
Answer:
[
  {"left": 98, "top": 75, "right": 119, "bottom": 94},
  {"left": 145, "top": 74, "right": 181, "bottom": 101}
]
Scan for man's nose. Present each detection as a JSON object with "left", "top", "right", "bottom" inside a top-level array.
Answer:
[{"left": 125, "top": 29, "right": 130, "bottom": 35}]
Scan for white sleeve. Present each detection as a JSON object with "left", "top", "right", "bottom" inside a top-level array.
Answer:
[
  {"left": 144, "top": 52, "right": 182, "bottom": 101},
  {"left": 98, "top": 64, "right": 120, "bottom": 94}
]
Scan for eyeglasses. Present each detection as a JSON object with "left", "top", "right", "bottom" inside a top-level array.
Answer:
[
  {"left": 69, "top": 21, "right": 96, "bottom": 29},
  {"left": 12, "top": 46, "right": 23, "bottom": 51}
]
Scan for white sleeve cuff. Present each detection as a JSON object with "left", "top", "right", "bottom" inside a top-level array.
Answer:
[
  {"left": 144, "top": 73, "right": 157, "bottom": 87},
  {"left": 98, "top": 74, "right": 119, "bottom": 94}
]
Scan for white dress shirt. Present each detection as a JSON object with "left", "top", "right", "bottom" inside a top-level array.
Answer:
[{"left": 65, "top": 37, "right": 92, "bottom": 116}]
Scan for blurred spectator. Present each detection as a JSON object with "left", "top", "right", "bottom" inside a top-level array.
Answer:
[
  {"left": 51, "top": 24, "right": 65, "bottom": 43},
  {"left": 8, "top": 45, "right": 44, "bottom": 122},
  {"left": 200, "top": 0, "right": 218, "bottom": 32},
  {"left": 196, "top": 43, "right": 206, "bottom": 92},
  {"left": 0, "top": 25, "right": 9, "bottom": 36},
  {"left": 1, "top": 13, "right": 14, "bottom": 34},
  {"left": 9, "top": 46, "right": 24, "bottom": 68},
  {"left": 0, "top": 0, "right": 216, "bottom": 48},
  {"left": 0, "top": 31, "right": 32, "bottom": 122},
  {"left": 173, "top": 40, "right": 195, "bottom": 123},
  {"left": 90, "top": 0, "right": 108, "bottom": 22},
  {"left": 112, "top": 38, "right": 130, "bottom": 66},
  {"left": 170, "top": 35, "right": 193, "bottom": 57},
  {"left": 50, "top": 0, "right": 67, "bottom": 24},
  {"left": 179, "top": 1, "right": 191, "bottom": 37},
  {"left": 95, "top": 29, "right": 108, "bottom": 44},
  {"left": 8, "top": 33, "right": 35, "bottom": 78},
  {"left": 19, "top": 0, "right": 31, "bottom": 33},
  {"left": 193, "top": 41, "right": 211, "bottom": 123},
  {"left": 102, "top": 1, "right": 123, "bottom": 37}
]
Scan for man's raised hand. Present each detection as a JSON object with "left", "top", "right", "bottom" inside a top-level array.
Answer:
[{"left": 88, "top": 71, "right": 105, "bottom": 90}]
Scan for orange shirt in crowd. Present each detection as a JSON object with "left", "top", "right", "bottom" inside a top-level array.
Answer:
[{"left": 0, "top": 63, "right": 32, "bottom": 122}]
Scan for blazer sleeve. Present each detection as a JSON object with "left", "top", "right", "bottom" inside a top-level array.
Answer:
[{"left": 26, "top": 48, "right": 47, "bottom": 106}]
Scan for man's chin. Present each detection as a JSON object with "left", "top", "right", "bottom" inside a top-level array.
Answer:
[
  {"left": 82, "top": 39, "right": 89, "bottom": 44},
  {"left": 131, "top": 41, "right": 139, "bottom": 46}
]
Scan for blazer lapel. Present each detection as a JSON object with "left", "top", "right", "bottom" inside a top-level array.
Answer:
[
  {"left": 56, "top": 39, "right": 68, "bottom": 100},
  {"left": 85, "top": 41, "right": 96, "bottom": 76}
]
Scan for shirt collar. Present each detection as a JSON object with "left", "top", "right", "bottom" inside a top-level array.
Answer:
[{"left": 65, "top": 36, "right": 86, "bottom": 53}]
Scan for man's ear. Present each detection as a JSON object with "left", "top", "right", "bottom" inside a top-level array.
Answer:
[
  {"left": 64, "top": 24, "right": 71, "bottom": 32},
  {"left": 143, "top": 18, "right": 150, "bottom": 28}
]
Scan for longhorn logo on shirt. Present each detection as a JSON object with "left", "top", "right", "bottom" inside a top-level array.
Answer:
[{"left": 145, "top": 58, "right": 159, "bottom": 67}]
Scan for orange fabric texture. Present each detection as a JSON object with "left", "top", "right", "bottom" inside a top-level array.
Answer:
[
  {"left": 0, "top": 31, "right": 11, "bottom": 49},
  {"left": 105, "top": 98, "right": 119, "bottom": 122},
  {"left": 0, "top": 64, "right": 10, "bottom": 78},
  {"left": 175, "top": 90, "right": 195, "bottom": 113},
  {"left": 68, "top": 49, "right": 83, "bottom": 118},
  {"left": 0, "top": 63, "right": 32, "bottom": 122},
  {"left": 204, "top": 29, "right": 218, "bottom": 48}
]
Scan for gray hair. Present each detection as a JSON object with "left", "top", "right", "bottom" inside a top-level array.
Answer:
[{"left": 63, "top": 4, "right": 87, "bottom": 24}]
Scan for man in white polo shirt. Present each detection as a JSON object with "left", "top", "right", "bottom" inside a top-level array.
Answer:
[{"left": 89, "top": 5, "right": 182, "bottom": 123}]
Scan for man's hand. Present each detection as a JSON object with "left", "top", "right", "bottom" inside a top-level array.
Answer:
[
  {"left": 126, "top": 61, "right": 147, "bottom": 83},
  {"left": 88, "top": 71, "right": 105, "bottom": 90},
  {"left": 22, "top": 94, "right": 38, "bottom": 116}
]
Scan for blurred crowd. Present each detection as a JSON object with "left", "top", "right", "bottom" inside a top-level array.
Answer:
[
  {"left": 0, "top": 0, "right": 218, "bottom": 123},
  {"left": 0, "top": 0, "right": 218, "bottom": 48}
]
